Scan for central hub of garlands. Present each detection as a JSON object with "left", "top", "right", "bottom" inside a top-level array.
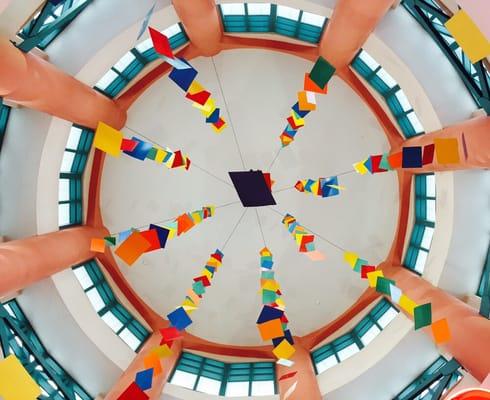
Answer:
[{"left": 228, "top": 170, "right": 276, "bottom": 207}]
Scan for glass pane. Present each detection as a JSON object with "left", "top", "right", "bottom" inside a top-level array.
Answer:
[
  {"left": 301, "top": 11, "right": 325, "bottom": 27},
  {"left": 58, "top": 179, "right": 70, "bottom": 202},
  {"left": 119, "top": 328, "right": 141, "bottom": 350},
  {"left": 377, "top": 307, "right": 398, "bottom": 328},
  {"left": 337, "top": 343, "right": 359, "bottom": 361},
  {"left": 73, "top": 267, "right": 93, "bottom": 290},
  {"left": 426, "top": 199, "right": 436, "bottom": 222},
  {"left": 221, "top": 3, "right": 246, "bottom": 15},
  {"left": 247, "top": 3, "right": 271, "bottom": 15},
  {"left": 58, "top": 203, "right": 70, "bottom": 226},
  {"left": 316, "top": 354, "right": 338, "bottom": 373},
  {"left": 376, "top": 68, "right": 397, "bottom": 89},
  {"left": 60, "top": 151, "right": 75, "bottom": 173},
  {"left": 407, "top": 111, "right": 424, "bottom": 133},
  {"left": 66, "top": 127, "right": 82, "bottom": 150},
  {"left": 251, "top": 380, "right": 275, "bottom": 396},
  {"left": 358, "top": 50, "right": 380, "bottom": 71},
  {"left": 414, "top": 250, "right": 429, "bottom": 273},
  {"left": 135, "top": 38, "right": 152, "bottom": 53},
  {"left": 195, "top": 377, "right": 221, "bottom": 395},
  {"left": 421, "top": 226, "right": 434, "bottom": 249},
  {"left": 163, "top": 23, "right": 182, "bottom": 37},
  {"left": 225, "top": 381, "right": 249, "bottom": 397},
  {"left": 95, "top": 70, "right": 119, "bottom": 90},
  {"left": 277, "top": 5, "right": 300, "bottom": 20},
  {"left": 113, "top": 52, "right": 136, "bottom": 72},
  {"left": 426, "top": 175, "right": 436, "bottom": 197},
  {"left": 85, "top": 288, "right": 105, "bottom": 312},
  {"left": 360, "top": 324, "right": 381, "bottom": 346},
  {"left": 395, "top": 90, "right": 412, "bottom": 111},
  {"left": 101, "top": 311, "right": 124, "bottom": 333},
  {"left": 171, "top": 370, "right": 198, "bottom": 389}
]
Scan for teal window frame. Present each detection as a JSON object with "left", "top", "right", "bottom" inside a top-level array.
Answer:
[
  {"left": 169, "top": 351, "right": 277, "bottom": 396},
  {"left": 404, "top": 174, "right": 436, "bottom": 274},
  {"left": 0, "top": 98, "right": 11, "bottom": 154},
  {"left": 17, "top": 0, "right": 93, "bottom": 52},
  {"left": 58, "top": 125, "right": 94, "bottom": 228},
  {"left": 0, "top": 300, "right": 92, "bottom": 400},
  {"left": 94, "top": 23, "right": 189, "bottom": 98},
  {"left": 218, "top": 3, "right": 327, "bottom": 44},
  {"left": 477, "top": 245, "right": 490, "bottom": 318},
  {"left": 402, "top": 0, "right": 490, "bottom": 114},
  {"left": 312, "top": 299, "right": 399, "bottom": 374},
  {"left": 72, "top": 260, "right": 150, "bottom": 352},
  {"left": 393, "top": 356, "right": 462, "bottom": 400},
  {"left": 351, "top": 49, "right": 425, "bottom": 138}
]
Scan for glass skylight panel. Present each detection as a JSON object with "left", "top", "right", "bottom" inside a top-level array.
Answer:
[
  {"left": 247, "top": 3, "right": 271, "bottom": 15},
  {"left": 73, "top": 267, "right": 93, "bottom": 290},
  {"left": 360, "top": 324, "right": 381, "bottom": 346},
  {"left": 195, "top": 377, "right": 221, "bottom": 395},
  {"left": 395, "top": 89, "right": 412, "bottom": 111},
  {"left": 85, "top": 288, "right": 105, "bottom": 312},
  {"left": 358, "top": 50, "right": 380, "bottom": 71},
  {"left": 337, "top": 343, "right": 359, "bottom": 361},
  {"left": 426, "top": 199, "right": 436, "bottom": 222},
  {"left": 60, "top": 151, "right": 75, "bottom": 173},
  {"left": 377, "top": 307, "right": 398, "bottom": 328},
  {"left": 113, "top": 52, "right": 136, "bottom": 72},
  {"left": 101, "top": 311, "right": 124, "bottom": 333},
  {"left": 277, "top": 5, "right": 300, "bottom": 21},
  {"left": 251, "top": 380, "right": 275, "bottom": 396},
  {"left": 300, "top": 11, "right": 326, "bottom": 27},
  {"left": 426, "top": 175, "right": 436, "bottom": 197},
  {"left": 421, "top": 227, "right": 434, "bottom": 249},
  {"left": 315, "top": 354, "right": 338, "bottom": 373},
  {"left": 58, "top": 204, "right": 70, "bottom": 226},
  {"left": 407, "top": 111, "right": 424, "bottom": 133},
  {"left": 119, "top": 328, "right": 141, "bottom": 350},
  {"left": 66, "top": 127, "right": 82, "bottom": 150},
  {"left": 58, "top": 179, "right": 70, "bottom": 202},
  {"left": 225, "top": 381, "right": 249, "bottom": 397},
  {"left": 163, "top": 23, "right": 182, "bottom": 38},
  {"left": 135, "top": 38, "right": 153, "bottom": 53},
  {"left": 377, "top": 68, "right": 397, "bottom": 89},
  {"left": 414, "top": 250, "right": 429, "bottom": 273},
  {"left": 220, "top": 3, "right": 246, "bottom": 15},
  {"left": 171, "top": 370, "right": 198, "bottom": 389},
  {"left": 95, "top": 70, "right": 118, "bottom": 90},
  {"left": 53, "top": 5, "right": 63, "bottom": 17}
]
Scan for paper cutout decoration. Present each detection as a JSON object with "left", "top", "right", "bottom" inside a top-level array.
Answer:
[
  {"left": 118, "top": 382, "right": 149, "bottom": 400},
  {"left": 295, "top": 176, "right": 345, "bottom": 198},
  {"left": 277, "top": 358, "right": 295, "bottom": 367},
  {"left": 414, "top": 303, "right": 432, "bottom": 330},
  {"left": 283, "top": 381, "right": 298, "bottom": 400},
  {"left": 90, "top": 238, "right": 106, "bottom": 253},
  {"left": 115, "top": 231, "right": 152, "bottom": 266},
  {"left": 0, "top": 355, "right": 41, "bottom": 400},
  {"left": 282, "top": 214, "right": 324, "bottom": 261},
  {"left": 459, "top": 0, "right": 490, "bottom": 43},
  {"left": 137, "top": 3, "right": 156, "bottom": 40},
  {"left": 135, "top": 368, "right": 154, "bottom": 391},
  {"left": 279, "top": 371, "right": 298, "bottom": 381},
  {"left": 434, "top": 138, "right": 460, "bottom": 164},
  {"left": 445, "top": 10, "right": 490, "bottom": 63},
  {"left": 94, "top": 122, "right": 191, "bottom": 170},
  {"left": 148, "top": 27, "right": 227, "bottom": 133},
  {"left": 279, "top": 56, "right": 336, "bottom": 146},
  {"left": 431, "top": 318, "right": 451, "bottom": 344},
  {"left": 229, "top": 170, "right": 277, "bottom": 207}
]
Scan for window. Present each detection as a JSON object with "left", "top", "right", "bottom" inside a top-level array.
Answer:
[
  {"left": 219, "top": 3, "right": 327, "bottom": 43},
  {"left": 404, "top": 174, "right": 436, "bottom": 274},
  {"left": 58, "top": 125, "right": 93, "bottom": 228},
  {"left": 0, "top": 300, "right": 92, "bottom": 400},
  {"left": 351, "top": 50, "right": 425, "bottom": 138},
  {"left": 477, "top": 245, "right": 490, "bottom": 318},
  {"left": 95, "top": 23, "right": 189, "bottom": 98},
  {"left": 72, "top": 260, "right": 150, "bottom": 351},
  {"left": 312, "top": 299, "right": 399, "bottom": 374},
  {"left": 402, "top": 0, "right": 490, "bottom": 114},
  {"left": 394, "top": 356, "right": 462, "bottom": 400},
  {"left": 169, "top": 352, "right": 277, "bottom": 396},
  {"left": 17, "top": 0, "right": 93, "bottom": 52},
  {"left": 0, "top": 98, "right": 11, "bottom": 154}
]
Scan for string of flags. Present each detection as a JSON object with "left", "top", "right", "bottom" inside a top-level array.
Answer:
[
  {"left": 117, "top": 249, "right": 224, "bottom": 400},
  {"left": 282, "top": 214, "right": 325, "bottom": 261},
  {"left": 279, "top": 56, "right": 336, "bottom": 147},
  {"left": 94, "top": 121, "right": 191, "bottom": 170},
  {"left": 90, "top": 206, "right": 215, "bottom": 265},
  {"left": 343, "top": 251, "right": 451, "bottom": 344},
  {"left": 294, "top": 176, "right": 346, "bottom": 198},
  {"left": 353, "top": 137, "right": 462, "bottom": 175},
  {"left": 148, "top": 27, "right": 227, "bottom": 133}
]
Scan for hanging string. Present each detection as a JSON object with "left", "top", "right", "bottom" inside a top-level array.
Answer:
[
  {"left": 267, "top": 206, "right": 347, "bottom": 253},
  {"left": 255, "top": 209, "right": 267, "bottom": 247},
  {"left": 124, "top": 125, "right": 234, "bottom": 188},
  {"left": 221, "top": 209, "right": 248, "bottom": 251},
  {"left": 267, "top": 147, "right": 282, "bottom": 171},
  {"left": 210, "top": 56, "right": 246, "bottom": 170}
]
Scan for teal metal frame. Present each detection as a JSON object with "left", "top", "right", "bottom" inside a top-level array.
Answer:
[
  {"left": 0, "top": 98, "right": 11, "bottom": 154},
  {"left": 18, "top": 0, "right": 93, "bottom": 52},
  {"left": 169, "top": 351, "right": 277, "bottom": 396},
  {"left": 393, "top": 356, "right": 462, "bottom": 400},
  {"left": 477, "top": 245, "right": 490, "bottom": 318},
  {"left": 402, "top": 0, "right": 490, "bottom": 114},
  {"left": 0, "top": 300, "right": 92, "bottom": 400}
]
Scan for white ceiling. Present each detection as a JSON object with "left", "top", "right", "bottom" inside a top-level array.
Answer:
[{"left": 100, "top": 50, "right": 398, "bottom": 345}]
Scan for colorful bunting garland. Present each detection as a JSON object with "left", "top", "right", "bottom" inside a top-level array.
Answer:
[
  {"left": 148, "top": 27, "right": 227, "bottom": 133},
  {"left": 117, "top": 249, "right": 224, "bottom": 400},
  {"left": 94, "top": 121, "right": 191, "bottom": 170},
  {"left": 282, "top": 214, "right": 325, "bottom": 261},
  {"left": 279, "top": 56, "right": 336, "bottom": 147},
  {"left": 294, "top": 176, "right": 345, "bottom": 198},
  {"left": 343, "top": 251, "right": 451, "bottom": 344},
  {"left": 91, "top": 206, "right": 215, "bottom": 265}
]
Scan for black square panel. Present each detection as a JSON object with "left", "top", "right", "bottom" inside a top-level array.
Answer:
[{"left": 228, "top": 170, "right": 276, "bottom": 207}]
